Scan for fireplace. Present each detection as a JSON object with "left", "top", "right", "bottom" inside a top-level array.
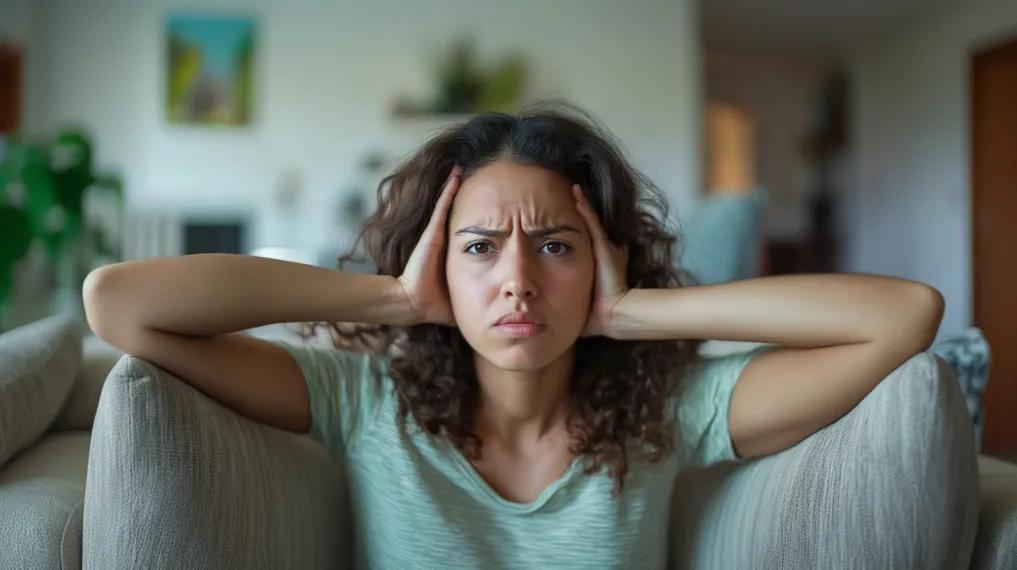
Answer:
[{"left": 183, "top": 219, "right": 247, "bottom": 254}]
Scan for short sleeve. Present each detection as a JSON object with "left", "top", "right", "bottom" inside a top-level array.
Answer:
[
  {"left": 272, "top": 340, "right": 389, "bottom": 457},
  {"left": 673, "top": 344, "right": 774, "bottom": 469}
]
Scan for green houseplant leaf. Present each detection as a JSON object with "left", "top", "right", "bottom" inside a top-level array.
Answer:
[{"left": 0, "top": 206, "right": 32, "bottom": 306}]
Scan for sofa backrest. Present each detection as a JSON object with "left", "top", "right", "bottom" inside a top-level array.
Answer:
[{"left": 50, "top": 334, "right": 123, "bottom": 431}]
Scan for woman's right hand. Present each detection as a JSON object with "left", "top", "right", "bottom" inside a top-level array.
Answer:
[{"left": 396, "top": 164, "right": 463, "bottom": 327}]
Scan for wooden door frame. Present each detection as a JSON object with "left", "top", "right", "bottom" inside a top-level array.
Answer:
[
  {"left": 0, "top": 42, "right": 21, "bottom": 133},
  {"left": 971, "top": 35, "right": 1017, "bottom": 455}
]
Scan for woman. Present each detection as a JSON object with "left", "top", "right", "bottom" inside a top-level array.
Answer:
[{"left": 83, "top": 101, "right": 944, "bottom": 569}]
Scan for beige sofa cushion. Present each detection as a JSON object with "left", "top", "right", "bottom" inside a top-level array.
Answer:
[
  {"left": 972, "top": 455, "right": 1017, "bottom": 568},
  {"left": 0, "top": 431, "right": 91, "bottom": 570},
  {"left": 0, "top": 313, "right": 82, "bottom": 469}
]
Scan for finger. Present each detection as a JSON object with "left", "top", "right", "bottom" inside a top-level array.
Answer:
[
  {"left": 572, "top": 184, "right": 611, "bottom": 247},
  {"left": 426, "top": 165, "right": 463, "bottom": 236},
  {"left": 436, "top": 164, "right": 463, "bottom": 214}
]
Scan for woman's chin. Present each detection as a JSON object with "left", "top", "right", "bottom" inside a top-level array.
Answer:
[{"left": 482, "top": 340, "right": 577, "bottom": 372}]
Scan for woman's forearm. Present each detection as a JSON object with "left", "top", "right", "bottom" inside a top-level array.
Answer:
[
  {"left": 83, "top": 253, "right": 413, "bottom": 337},
  {"left": 609, "top": 273, "right": 943, "bottom": 349}
]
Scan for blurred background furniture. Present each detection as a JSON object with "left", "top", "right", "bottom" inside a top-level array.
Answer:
[{"left": 679, "top": 186, "right": 769, "bottom": 286}]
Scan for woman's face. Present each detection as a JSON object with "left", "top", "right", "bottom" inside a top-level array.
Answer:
[{"left": 445, "top": 158, "right": 595, "bottom": 371}]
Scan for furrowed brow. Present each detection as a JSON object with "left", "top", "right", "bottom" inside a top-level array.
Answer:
[{"left": 453, "top": 224, "right": 581, "bottom": 238}]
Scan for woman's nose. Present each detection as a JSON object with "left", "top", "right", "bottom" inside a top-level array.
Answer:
[
  {"left": 499, "top": 248, "right": 538, "bottom": 301},
  {"left": 502, "top": 282, "right": 536, "bottom": 300}
]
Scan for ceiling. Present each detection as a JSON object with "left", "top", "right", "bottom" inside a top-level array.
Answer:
[{"left": 701, "top": 0, "right": 961, "bottom": 59}]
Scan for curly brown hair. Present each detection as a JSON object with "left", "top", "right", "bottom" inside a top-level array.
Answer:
[{"left": 297, "top": 100, "right": 705, "bottom": 497}]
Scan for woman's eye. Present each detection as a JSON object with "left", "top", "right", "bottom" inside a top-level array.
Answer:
[
  {"left": 542, "top": 241, "right": 571, "bottom": 255},
  {"left": 463, "top": 241, "right": 571, "bottom": 256},
  {"left": 464, "top": 242, "right": 493, "bottom": 255}
]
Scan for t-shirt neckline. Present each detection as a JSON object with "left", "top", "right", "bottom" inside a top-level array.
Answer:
[{"left": 443, "top": 439, "right": 587, "bottom": 514}]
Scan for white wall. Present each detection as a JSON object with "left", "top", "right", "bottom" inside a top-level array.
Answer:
[
  {"left": 843, "top": 0, "right": 1017, "bottom": 341},
  {"left": 9, "top": 0, "right": 702, "bottom": 263}
]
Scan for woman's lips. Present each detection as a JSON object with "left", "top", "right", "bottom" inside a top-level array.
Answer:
[{"left": 494, "top": 323, "right": 546, "bottom": 339}]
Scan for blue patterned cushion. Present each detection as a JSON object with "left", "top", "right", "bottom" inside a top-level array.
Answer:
[{"left": 929, "top": 327, "right": 991, "bottom": 452}]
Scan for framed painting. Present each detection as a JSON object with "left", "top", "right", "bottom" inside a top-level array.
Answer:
[{"left": 166, "top": 14, "right": 255, "bottom": 125}]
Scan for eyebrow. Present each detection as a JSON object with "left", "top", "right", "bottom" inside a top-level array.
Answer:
[{"left": 453, "top": 224, "right": 582, "bottom": 238}]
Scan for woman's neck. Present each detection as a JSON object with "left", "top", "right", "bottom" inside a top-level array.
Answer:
[{"left": 473, "top": 346, "right": 574, "bottom": 452}]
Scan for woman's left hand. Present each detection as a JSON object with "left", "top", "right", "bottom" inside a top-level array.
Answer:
[{"left": 572, "top": 184, "right": 630, "bottom": 338}]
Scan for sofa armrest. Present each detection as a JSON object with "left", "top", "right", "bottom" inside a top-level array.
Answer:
[
  {"left": 83, "top": 354, "right": 352, "bottom": 569},
  {"left": 671, "top": 351, "right": 979, "bottom": 569}
]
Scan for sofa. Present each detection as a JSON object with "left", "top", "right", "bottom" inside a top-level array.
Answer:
[{"left": 2, "top": 313, "right": 1016, "bottom": 568}]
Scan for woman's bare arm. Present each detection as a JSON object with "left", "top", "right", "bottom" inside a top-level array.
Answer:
[
  {"left": 82, "top": 254, "right": 413, "bottom": 432},
  {"left": 608, "top": 273, "right": 943, "bottom": 459},
  {"left": 83, "top": 253, "right": 412, "bottom": 338}
]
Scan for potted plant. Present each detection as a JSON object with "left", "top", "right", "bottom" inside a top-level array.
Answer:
[{"left": 0, "top": 128, "right": 124, "bottom": 332}]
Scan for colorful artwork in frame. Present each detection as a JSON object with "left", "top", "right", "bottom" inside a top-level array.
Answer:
[{"left": 166, "top": 14, "right": 255, "bottom": 126}]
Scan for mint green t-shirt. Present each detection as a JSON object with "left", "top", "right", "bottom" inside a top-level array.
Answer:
[{"left": 274, "top": 340, "right": 772, "bottom": 570}]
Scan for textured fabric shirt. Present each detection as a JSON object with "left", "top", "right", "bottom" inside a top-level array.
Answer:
[{"left": 273, "top": 340, "right": 773, "bottom": 570}]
